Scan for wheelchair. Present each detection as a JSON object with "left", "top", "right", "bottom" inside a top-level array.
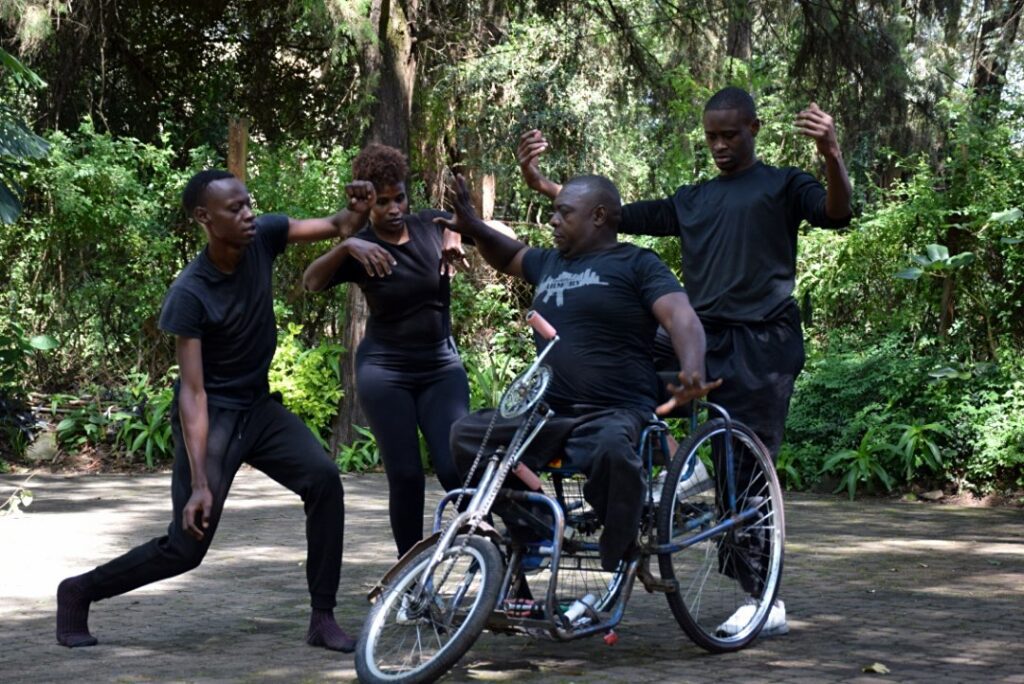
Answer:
[{"left": 355, "top": 312, "right": 785, "bottom": 683}]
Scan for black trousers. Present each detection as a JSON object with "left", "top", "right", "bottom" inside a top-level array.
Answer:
[
  {"left": 655, "top": 304, "right": 803, "bottom": 596},
  {"left": 450, "top": 406, "right": 648, "bottom": 572},
  {"left": 81, "top": 394, "right": 345, "bottom": 610},
  {"left": 356, "top": 336, "right": 469, "bottom": 557},
  {"left": 655, "top": 303, "right": 805, "bottom": 460}
]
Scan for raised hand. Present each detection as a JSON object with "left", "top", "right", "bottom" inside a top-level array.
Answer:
[
  {"left": 794, "top": 103, "right": 841, "bottom": 159},
  {"left": 345, "top": 180, "right": 377, "bottom": 215},
  {"left": 433, "top": 174, "right": 480, "bottom": 236},
  {"left": 440, "top": 229, "right": 469, "bottom": 276},
  {"left": 344, "top": 237, "right": 395, "bottom": 277},
  {"left": 656, "top": 371, "right": 723, "bottom": 417},
  {"left": 517, "top": 129, "right": 550, "bottom": 183}
]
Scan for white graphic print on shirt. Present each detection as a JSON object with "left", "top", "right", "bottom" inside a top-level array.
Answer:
[{"left": 536, "top": 268, "right": 609, "bottom": 306}]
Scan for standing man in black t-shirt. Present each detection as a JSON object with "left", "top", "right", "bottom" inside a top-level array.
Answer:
[
  {"left": 55, "top": 170, "right": 387, "bottom": 652},
  {"left": 517, "top": 87, "right": 852, "bottom": 635},
  {"left": 437, "top": 174, "right": 719, "bottom": 573}
]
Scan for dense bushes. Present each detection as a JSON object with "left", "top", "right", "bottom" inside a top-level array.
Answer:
[
  {"left": 785, "top": 334, "right": 1024, "bottom": 496},
  {"left": 1, "top": 108, "right": 1021, "bottom": 495}
]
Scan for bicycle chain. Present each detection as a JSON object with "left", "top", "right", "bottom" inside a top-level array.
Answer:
[{"left": 429, "top": 397, "right": 544, "bottom": 612}]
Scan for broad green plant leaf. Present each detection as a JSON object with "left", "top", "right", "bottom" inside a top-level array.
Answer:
[
  {"left": 925, "top": 243, "right": 949, "bottom": 262},
  {"left": 29, "top": 334, "right": 58, "bottom": 351},
  {"left": 988, "top": 208, "right": 1022, "bottom": 224},
  {"left": 894, "top": 267, "right": 924, "bottom": 280}
]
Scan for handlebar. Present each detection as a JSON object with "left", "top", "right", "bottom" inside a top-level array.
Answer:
[{"left": 526, "top": 310, "right": 557, "bottom": 340}]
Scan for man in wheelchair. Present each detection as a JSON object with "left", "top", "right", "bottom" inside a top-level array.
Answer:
[{"left": 436, "top": 174, "right": 719, "bottom": 572}]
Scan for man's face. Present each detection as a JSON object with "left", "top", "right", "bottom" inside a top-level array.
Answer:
[
  {"left": 369, "top": 182, "right": 408, "bottom": 232},
  {"left": 703, "top": 108, "right": 760, "bottom": 175},
  {"left": 549, "top": 184, "right": 596, "bottom": 257},
  {"left": 196, "top": 178, "right": 255, "bottom": 248}
]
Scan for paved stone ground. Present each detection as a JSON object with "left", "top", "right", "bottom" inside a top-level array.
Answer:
[{"left": 1, "top": 469, "right": 1022, "bottom": 683}]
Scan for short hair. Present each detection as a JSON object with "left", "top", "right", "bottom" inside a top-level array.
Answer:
[
  {"left": 182, "top": 169, "right": 235, "bottom": 214},
  {"left": 704, "top": 87, "right": 757, "bottom": 121},
  {"left": 563, "top": 174, "right": 622, "bottom": 228},
  {"left": 352, "top": 143, "right": 409, "bottom": 189}
]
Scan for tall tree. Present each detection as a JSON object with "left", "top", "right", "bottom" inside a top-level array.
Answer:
[{"left": 330, "top": 0, "right": 421, "bottom": 452}]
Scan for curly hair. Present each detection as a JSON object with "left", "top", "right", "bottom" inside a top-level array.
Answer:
[{"left": 352, "top": 143, "right": 408, "bottom": 189}]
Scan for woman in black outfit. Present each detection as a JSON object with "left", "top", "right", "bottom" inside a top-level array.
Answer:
[{"left": 304, "top": 144, "right": 475, "bottom": 557}]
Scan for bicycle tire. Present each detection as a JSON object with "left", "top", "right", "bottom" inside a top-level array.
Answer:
[
  {"left": 656, "top": 418, "right": 785, "bottom": 652},
  {"left": 356, "top": 535, "right": 504, "bottom": 683}
]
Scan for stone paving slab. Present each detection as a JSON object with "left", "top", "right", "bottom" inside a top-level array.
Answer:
[{"left": 1, "top": 469, "right": 1022, "bottom": 683}]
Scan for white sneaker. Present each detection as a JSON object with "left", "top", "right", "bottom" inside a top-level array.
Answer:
[
  {"left": 716, "top": 599, "right": 789, "bottom": 637},
  {"left": 652, "top": 459, "right": 713, "bottom": 504},
  {"left": 677, "top": 458, "right": 712, "bottom": 497},
  {"left": 761, "top": 599, "right": 789, "bottom": 636}
]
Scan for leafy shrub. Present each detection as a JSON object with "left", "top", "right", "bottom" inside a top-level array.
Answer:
[
  {"left": 789, "top": 332, "right": 1024, "bottom": 494},
  {"left": 335, "top": 424, "right": 381, "bottom": 473},
  {"left": 269, "top": 321, "right": 345, "bottom": 448},
  {"left": 110, "top": 372, "right": 175, "bottom": 467}
]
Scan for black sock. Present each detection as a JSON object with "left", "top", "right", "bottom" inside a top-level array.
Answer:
[
  {"left": 306, "top": 608, "right": 356, "bottom": 653},
  {"left": 56, "top": 576, "right": 98, "bottom": 648}
]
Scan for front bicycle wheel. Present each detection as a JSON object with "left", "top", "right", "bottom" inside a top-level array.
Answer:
[
  {"left": 356, "top": 535, "right": 504, "bottom": 683},
  {"left": 656, "top": 418, "right": 785, "bottom": 652}
]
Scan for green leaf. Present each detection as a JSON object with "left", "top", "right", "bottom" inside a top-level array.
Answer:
[
  {"left": 28, "top": 335, "right": 58, "bottom": 351},
  {"left": 131, "top": 432, "right": 148, "bottom": 451},
  {"left": 0, "top": 49, "right": 47, "bottom": 88},
  {"left": 1000, "top": 236, "right": 1023, "bottom": 245},
  {"left": 56, "top": 418, "right": 77, "bottom": 433},
  {"left": 894, "top": 267, "right": 924, "bottom": 280},
  {"left": 925, "top": 243, "right": 949, "bottom": 262},
  {"left": 947, "top": 252, "right": 975, "bottom": 268},
  {"left": 988, "top": 208, "right": 1022, "bottom": 224}
]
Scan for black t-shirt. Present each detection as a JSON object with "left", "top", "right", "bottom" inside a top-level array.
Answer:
[
  {"left": 328, "top": 209, "right": 453, "bottom": 347},
  {"left": 158, "top": 213, "right": 289, "bottom": 408},
  {"left": 522, "top": 243, "right": 684, "bottom": 413},
  {"left": 620, "top": 161, "right": 851, "bottom": 324}
]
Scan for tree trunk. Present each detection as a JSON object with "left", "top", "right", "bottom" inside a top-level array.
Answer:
[
  {"left": 330, "top": 0, "right": 420, "bottom": 452},
  {"left": 227, "top": 117, "right": 249, "bottom": 182},
  {"left": 971, "top": 0, "right": 1024, "bottom": 109},
  {"left": 726, "top": 0, "right": 753, "bottom": 62}
]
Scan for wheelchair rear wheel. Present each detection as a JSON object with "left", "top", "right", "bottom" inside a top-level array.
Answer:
[
  {"left": 656, "top": 418, "right": 785, "bottom": 652},
  {"left": 356, "top": 535, "right": 504, "bottom": 683}
]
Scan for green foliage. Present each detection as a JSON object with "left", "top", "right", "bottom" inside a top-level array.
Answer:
[
  {"left": 54, "top": 395, "right": 111, "bottom": 452},
  {"left": 335, "top": 424, "right": 381, "bottom": 472},
  {"left": 110, "top": 372, "right": 175, "bottom": 467},
  {"left": 2, "top": 120, "right": 189, "bottom": 386},
  {"left": 0, "top": 319, "right": 56, "bottom": 398},
  {"left": 788, "top": 333, "right": 1023, "bottom": 494},
  {"left": 892, "top": 419, "right": 948, "bottom": 484},
  {"left": 0, "top": 47, "right": 49, "bottom": 224},
  {"left": 821, "top": 426, "right": 897, "bottom": 500},
  {"left": 246, "top": 143, "right": 355, "bottom": 336},
  {"left": 268, "top": 321, "right": 345, "bottom": 447}
]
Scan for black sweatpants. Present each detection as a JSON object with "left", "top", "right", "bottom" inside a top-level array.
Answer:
[
  {"left": 450, "top": 406, "right": 649, "bottom": 572},
  {"left": 356, "top": 336, "right": 469, "bottom": 557},
  {"left": 80, "top": 394, "right": 345, "bottom": 610},
  {"left": 655, "top": 304, "right": 805, "bottom": 460},
  {"left": 655, "top": 304, "right": 803, "bottom": 596}
]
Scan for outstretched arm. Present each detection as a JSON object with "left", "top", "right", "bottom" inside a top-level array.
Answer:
[
  {"left": 517, "top": 129, "right": 562, "bottom": 200},
  {"left": 794, "top": 103, "right": 852, "bottom": 220},
  {"left": 176, "top": 336, "right": 213, "bottom": 541},
  {"left": 651, "top": 292, "right": 722, "bottom": 415},
  {"left": 434, "top": 175, "right": 530, "bottom": 279},
  {"left": 302, "top": 181, "right": 397, "bottom": 289},
  {"left": 286, "top": 180, "right": 378, "bottom": 243}
]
